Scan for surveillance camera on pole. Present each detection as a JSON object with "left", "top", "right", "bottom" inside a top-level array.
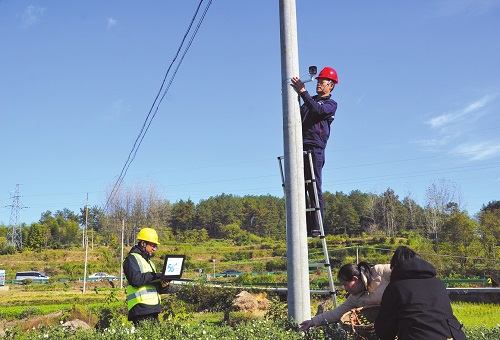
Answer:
[{"left": 301, "top": 65, "right": 317, "bottom": 83}]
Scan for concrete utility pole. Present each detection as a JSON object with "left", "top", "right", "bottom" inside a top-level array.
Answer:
[
  {"left": 83, "top": 194, "right": 89, "bottom": 294},
  {"left": 279, "top": 0, "right": 311, "bottom": 323},
  {"left": 120, "top": 219, "right": 125, "bottom": 289}
]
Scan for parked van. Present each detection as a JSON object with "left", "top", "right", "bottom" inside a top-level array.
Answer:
[{"left": 15, "top": 271, "right": 50, "bottom": 281}]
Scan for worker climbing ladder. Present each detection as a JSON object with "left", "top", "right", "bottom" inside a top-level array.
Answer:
[{"left": 278, "top": 151, "right": 338, "bottom": 307}]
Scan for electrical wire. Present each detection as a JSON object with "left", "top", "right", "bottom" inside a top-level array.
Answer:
[
  {"left": 104, "top": 0, "right": 213, "bottom": 212},
  {"left": 121, "top": 0, "right": 213, "bottom": 187}
]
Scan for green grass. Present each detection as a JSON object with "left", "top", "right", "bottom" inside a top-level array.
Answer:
[
  {"left": 189, "top": 311, "right": 225, "bottom": 324},
  {"left": 452, "top": 302, "right": 500, "bottom": 328},
  {"left": 0, "top": 304, "right": 71, "bottom": 320},
  {"left": 1, "top": 245, "right": 498, "bottom": 336},
  {"left": 2, "top": 284, "right": 497, "bottom": 329},
  {"left": 0, "top": 301, "right": 125, "bottom": 321}
]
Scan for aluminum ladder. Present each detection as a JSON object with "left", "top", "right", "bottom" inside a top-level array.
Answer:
[{"left": 278, "top": 151, "right": 338, "bottom": 307}]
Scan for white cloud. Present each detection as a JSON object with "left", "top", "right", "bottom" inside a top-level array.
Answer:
[
  {"left": 452, "top": 142, "right": 500, "bottom": 161},
  {"left": 426, "top": 94, "right": 496, "bottom": 129},
  {"left": 22, "top": 6, "right": 46, "bottom": 28},
  {"left": 414, "top": 134, "right": 459, "bottom": 147},
  {"left": 420, "top": 94, "right": 499, "bottom": 161},
  {"left": 427, "top": 112, "right": 459, "bottom": 129},
  {"left": 107, "top": 17, "right": 117, "bottom": 28}
]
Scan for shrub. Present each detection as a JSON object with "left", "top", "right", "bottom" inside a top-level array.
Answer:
[
  {"left": 21, "top": 278, "right": 33, "bottom": 285},
  {"left": 222, "top": 251, "right": 252, "bottom": 262},
  {"left": 251, "top": 249, "right": 271, "bottom": 258},
  {"left": 175, "top": 283, "right": 237, "bottom": 313},
  {"left": 20, "top": 307, "right": 41, "bottom": 319},
  {"left": 0, "top": 243, "right": 17, "bottom": 255},
  {"left": 265, "top": 259, "right": 287, "bottom": 272},
  {"left": 0, "top": 308, "right": 498, "bottom": 339},
  {"left": 235, "top": 273, "right": 287, "bottom": 285},
  {"left": 250, "top": 262, "right": 266, "bottom": 273},
  {"left": 265, "top": 296, "right": 288, "bottom": 322},
  {"left": 308, "top": 238, "right": 323, "bottom": 248},
  {"left": 259, "top": 243, "right": 273, "bottom": 249},
  {"left": 227, "top": 311, "right": 260, "bottom": 327},
  {"left": 271, "top": 247, "right": 286, "bottom": 257},
  {"left": 308, "top": 322, "right": 349, "bottom": 339},
  {"left": 161, "top": 297, "right": 193, "bottom": 322},
  {"left": 463, "top": 325, "right": 500, "bottom": 339}
]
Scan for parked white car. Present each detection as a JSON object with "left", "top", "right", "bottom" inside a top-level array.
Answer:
[
  {"left": 88, "top": 272, "right": 116, "bottom": 281},
  {"left": 15, "top": 271, "right": 50, "bottom": 281}
]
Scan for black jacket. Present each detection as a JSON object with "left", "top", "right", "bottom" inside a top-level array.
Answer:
[
  {"left": 300, "top": 91, "right": 337, "bottom": 149},
  {"left": 123, "top": 246, "right": 165, "bottom": 320},
  {"left": 374, "top": 257, "right": 466, "bottom": 340}
]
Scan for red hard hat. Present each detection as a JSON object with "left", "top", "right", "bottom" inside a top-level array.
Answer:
[{"left": 316, "top": 67, "right": 338, "bottom": 84}]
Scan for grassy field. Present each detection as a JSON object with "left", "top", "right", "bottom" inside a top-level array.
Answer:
[
  {"left": 0, "top": 244, "right": 498, "bottom": 334},
  {"left": 452, "top": 301, "right": 499, "bottom": 327},
  {"left": 0, "top": 281, "right": 498, "bottom": 330}
]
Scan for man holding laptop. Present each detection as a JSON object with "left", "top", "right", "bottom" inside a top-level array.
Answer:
[{"left": 123, "top": 227, "right": 174, "bottom": 325}]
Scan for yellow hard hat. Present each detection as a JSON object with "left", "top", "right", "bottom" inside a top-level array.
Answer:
[{"left": 136, "top": 228, "right": 160, "bottom": 244}]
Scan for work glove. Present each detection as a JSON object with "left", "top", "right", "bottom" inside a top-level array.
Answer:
[{"left": 154, "top": 272, "right": 171, "bottom": 287}]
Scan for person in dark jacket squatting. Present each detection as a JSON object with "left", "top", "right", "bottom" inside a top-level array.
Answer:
[
  {"left": 290, "top": 67, "right": 338, "bottom": 237},
  {"left": 123, "top": 227, "right": 170, "bottom": 326},
  {"left": 375, "top": 246, "right": 466, "bottom": 340}
]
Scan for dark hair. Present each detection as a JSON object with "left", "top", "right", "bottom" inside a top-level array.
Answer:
[
  {"left": 337, "top": 261, "right": 374, "bottom": 288},
  {"left": 390, "top": 246, "right": 420, "bottom": 269}
]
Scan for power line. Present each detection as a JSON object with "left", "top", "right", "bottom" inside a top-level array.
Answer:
[
  {"left": 315, "top": 246, "right": 500, "bottom": 263},
  {"left": 4, "top": 131, "right": 498, "bottom": 223},
  {"left": 120, "top": 0, "right": 213, "bottom": 191},
  {"left": 105, "top": 0, "right": 213, "bottom": 212}
]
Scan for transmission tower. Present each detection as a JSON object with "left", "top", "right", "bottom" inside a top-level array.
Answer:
[{"left": 6, "top": 184, "right": 26, "bottom": 250}]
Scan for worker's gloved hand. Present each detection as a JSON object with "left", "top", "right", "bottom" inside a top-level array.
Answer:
[{"left": 153, "top": 272, "right": 170, "bottom": 287}]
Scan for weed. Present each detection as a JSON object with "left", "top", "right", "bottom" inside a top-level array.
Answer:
[{"left": 20, "top": 307, "right": 41, "bottom": 319}]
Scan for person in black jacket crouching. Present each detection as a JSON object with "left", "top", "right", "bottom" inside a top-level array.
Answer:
[{"left": 375, "top": 246, "right": 466, "bottom": 340}]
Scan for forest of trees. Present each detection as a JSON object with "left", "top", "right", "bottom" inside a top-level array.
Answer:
[{"left": 1, "top": 180, "right": 499, "bottom": 272}]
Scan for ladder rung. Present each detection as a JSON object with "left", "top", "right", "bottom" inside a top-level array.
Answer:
[
  {"left": 278, "top": 153, "right": 338, "bottom": 308},
  {"left": 309, "top": 262, "right": 331, "bottom": 267},
  {"left": 309, "top": 262, "right": 327, "bottom": 268},
  {"left": 310, "top": 289, "right": 337, "bottom": 295}
]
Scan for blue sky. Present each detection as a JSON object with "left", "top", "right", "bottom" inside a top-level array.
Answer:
[{"left": 1, "top": 1, "right": 499, "bottom": 225}]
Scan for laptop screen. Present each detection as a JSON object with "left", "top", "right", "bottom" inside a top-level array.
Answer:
[{"left": 160, "top": 255, "right": 186, "bottom": 280}]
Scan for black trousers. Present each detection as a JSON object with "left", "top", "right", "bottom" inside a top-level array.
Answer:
[{"left": 130, "top": 313, "right": 159, "bottom": 326}]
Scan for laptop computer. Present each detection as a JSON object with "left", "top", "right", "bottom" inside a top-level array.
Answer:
[{"left": 158, "top": 254, "right": 186, "bottom": 280}]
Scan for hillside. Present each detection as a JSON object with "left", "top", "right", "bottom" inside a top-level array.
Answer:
[{"left": 1, "top": 235, "right": 496, "bottom": 284}]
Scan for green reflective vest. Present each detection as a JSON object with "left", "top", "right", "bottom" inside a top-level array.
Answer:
[{"left": 126, "top": 253, "right": 160, "bottom": 311}]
